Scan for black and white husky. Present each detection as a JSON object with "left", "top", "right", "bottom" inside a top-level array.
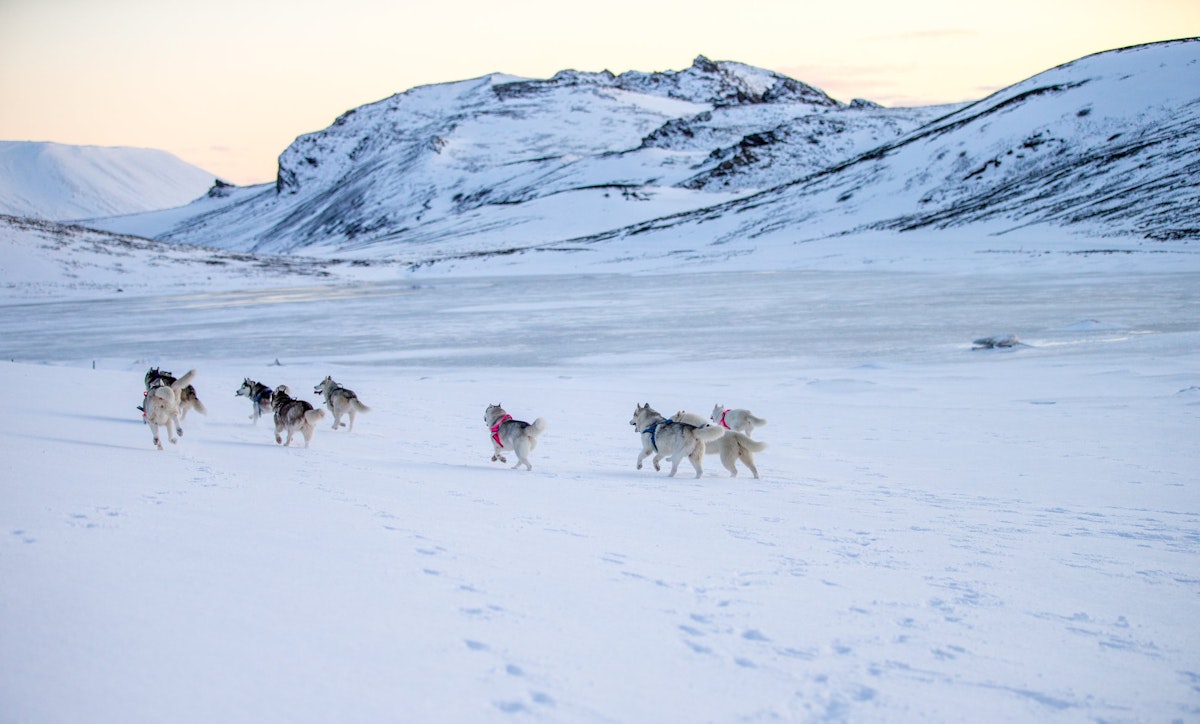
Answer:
[
  {"left": 675, "top": 411, "right": 767, "bottom": 479},
  {"left": 711, "top": 404, "right": 767, "bottom": 436},
  {"left": 484, "top": 404, "right": 546, "bottom": 471},
  {"left": 235, "top": 378, "right": 274, "bottom": 425},
  {"left": 271, "top": 384, "right": 326, "bottom": 447},
  {"left": 629, "top": 403, "right": 725, "bottom": 479},
  {"left": 144, "top": 369, "right": 197, "bottom": 450},
  {"left": 144, "top": 367, "right": 206, "bottom": 421},
  {"left": 314, "top": 376, "right": 370, "bottom": 431}
]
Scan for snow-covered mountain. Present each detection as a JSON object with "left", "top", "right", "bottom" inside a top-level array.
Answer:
[
  {"left": 90, "top": 57, "right": 953, "bottom": 257},
  {"left": 0, "top": 141, "right": 220, "bottom": 221},
  {"left": 91, "top": 40, "right": 1198, "bottom": 266}
]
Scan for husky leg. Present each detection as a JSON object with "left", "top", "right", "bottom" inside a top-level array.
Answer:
[
  {"left": 636, "top": 445, "right": 653, "bottom": 470},
  {"left": 347, "top": 408, "right": 355, "bottom": 432},
  {"left": 150, "top": 422, "right": 163, "bottom": 450},
  {"left": 689, "top": 444, "right": 704, "bottom": 479},
  {"left": 667, "top": 443, "right": 687, "bottom": 477},
  {"left": 167, "top": 413, "right": 180, "bottom": 445},
  {"left": 742, "top": 452, "right": 759, "bottom": 479},
  {"left": 512, "top": 438, "right": 532, "bottom": 471},
  {"left": 720, "top": 445, "right": 739, "bottom": 477},
  {"left": 275, "top": 422, "right": 284, "bottom": 445}
]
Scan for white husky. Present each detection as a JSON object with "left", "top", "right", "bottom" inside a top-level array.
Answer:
[
  {"left": 314, "top": 376, "right": 370, "bottom": 431},
  {"left": 711, "top": 404, "right": 767, "bottom": 436},
  {"left": 144, "top": 369, "right": 197, "bottom": 450},
  {"left": 485, "top": 404, "right": 546, "bottom": 471},
  {"left": 674, "top": 411, "right": 767, "bottom": 479},
  {"left": 630, "top": 403, "right": 725, "bottom": 479}
]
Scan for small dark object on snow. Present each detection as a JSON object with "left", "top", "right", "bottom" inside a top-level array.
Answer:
[{"left": 973, "top": 334, "right": 1020, "bottom": 349}]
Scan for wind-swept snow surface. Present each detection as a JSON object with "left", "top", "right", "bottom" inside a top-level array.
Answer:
[{"left": 1, "top": 222, "right": 1198, "bottom": 721}]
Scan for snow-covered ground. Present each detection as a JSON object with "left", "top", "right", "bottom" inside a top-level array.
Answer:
[{"left": 1, "top": 228, "right": 1198, "bottom": 721}]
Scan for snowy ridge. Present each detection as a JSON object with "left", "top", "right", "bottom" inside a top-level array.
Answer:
[
  {"left": 83, "top": 40, "right": 1199, "bottom": 267},
  {"left": 88, "top": 57, "right": 951, "bottom": 256},
  {"left": 0, "top": 141, "right": 218, "bottom": 221}
]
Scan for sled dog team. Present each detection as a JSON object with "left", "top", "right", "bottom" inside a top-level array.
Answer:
[{"left": 142, "top": 368, "right": 768, "bottom": 478}]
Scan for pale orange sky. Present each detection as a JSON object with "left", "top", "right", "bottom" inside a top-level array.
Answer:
[{"left": 1, "top": 0, "right": 1196, "bottom": 186}]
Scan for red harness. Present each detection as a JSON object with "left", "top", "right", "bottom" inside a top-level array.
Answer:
[
  {"left": 490, "top": 414, "right": 512, "bottom": 447},
  {"left": 718, "top": 409, "right": 731, "bottom": 429}
]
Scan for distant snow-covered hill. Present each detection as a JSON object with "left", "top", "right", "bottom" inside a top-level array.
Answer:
[
  {"left": 90, "top": 40, "right": 1199, "bottom": 266},
  {"left": 0, "top": 141, "right": 219, "bottom": 221}
]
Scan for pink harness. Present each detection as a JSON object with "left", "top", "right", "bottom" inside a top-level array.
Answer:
[
  {"left": 718, "top": 409, "right": 731, "bottom": 429},
  {"left": 490, "top": 414, "right": 512, "bottom": 447}
]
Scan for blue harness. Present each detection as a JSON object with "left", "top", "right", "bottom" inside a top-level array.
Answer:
[{"left": 644, "top": 419, "right": 672, "bottom": 452}]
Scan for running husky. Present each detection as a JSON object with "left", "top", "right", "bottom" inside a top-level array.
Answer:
[
  {"left": 272, "top": 384, "right": 326, "bottom": 447},
  {"left": 144, "top": 369, "right": 197, "bottom": 450},
  {"left": 314, "top": 376, "right": 370, "bottom": 431},
  {"left": 144, "top": 367, "right": 206, "bottom": 421},
  {"left": 630, "top": 403, "right": 725, "bottom": 479},
  {"left": 675, "top": 410, "right": 767, "bottom": 479},
  {"left": 235, "top": 378, "right": 274, "bottom": 425},
  {"left": 484, "top": 404, "right": 546, "bottom": 471},
  {"left": 711, "top": 404, "right": 767, "bottom": 436}
]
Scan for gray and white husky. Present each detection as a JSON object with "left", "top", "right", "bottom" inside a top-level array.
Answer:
[
  {"left": 675, "top": 410, "right": 767, "bottom": 479},
  {"left": 630, "top": 403, "right": 725, "bottom": 479},
  {"left": 236, "top": 378, "right": 274, "bottom": 425},
  {"left": 314, "top": 376, "right": 370, "bottom": 431},
  {"left": 272, "top": 384, "right": 326, "bottom": 447},
  {"left": 484, "top": 404, "right": 546, "bottom": 471},
  {"left": 144, "top": 367, "right": 207, "bottom": 421},
  {"left": 711, "top": 404, "right": 767, "bottom": 436},
  {"left": 144, "top": 369, "right": 197, "bottom": 450}
]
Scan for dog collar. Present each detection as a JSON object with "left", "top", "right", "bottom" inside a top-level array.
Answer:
[{"left": 491, "top": 414, "right": 512, "bottom": 447}]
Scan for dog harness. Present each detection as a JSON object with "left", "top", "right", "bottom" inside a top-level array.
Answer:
[
  {"left": 643, "top": 419, "right": 672, "bottom": 453},
  {"left": 252, "top": 387, "right": 272, "bottom": 404},
  {"left": 491, "top": 414, "right": 512, "bottom": 447},
  {"left": 718, "top": 409, "right": 731, "bottom": 429}
]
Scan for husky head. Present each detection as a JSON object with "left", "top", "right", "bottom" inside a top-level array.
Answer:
[
  {"left": 314, "top": 376, "right": 336, "bottom": 395},
  {"left": 145, "top": 367, "right": 174, "bottom": 388},
  {"left": 236, "top": 378, "right": 254, "bottom": 397},
  {"left": 630, "top": 403, "right": 662, "bottom": 430},
  {"left": 484, "top": 404, "right": 507, "bottom": 426}
]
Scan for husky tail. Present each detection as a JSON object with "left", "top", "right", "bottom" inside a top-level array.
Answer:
[
  {"left": 351, "top": 398, "right": 371, "bottom": 413},
  {"left": 730, "top": 431, "right": 767, "bottom": 452},
  {"left": 527, "top": 418, "right": 547, "bottom": 438},
  {"left": 695, "top": 424, "right": 725, "bottom": 443},
  {"left": 170, "top": 369, "right": 197, "bottom": 392},
  {"left": 305, "top": 408, "right": 327, "bottom": 424}
]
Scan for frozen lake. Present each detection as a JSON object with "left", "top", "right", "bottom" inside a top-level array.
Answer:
[{"left": 3, "top": 269, "right": 1197, "bottom": 368}]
